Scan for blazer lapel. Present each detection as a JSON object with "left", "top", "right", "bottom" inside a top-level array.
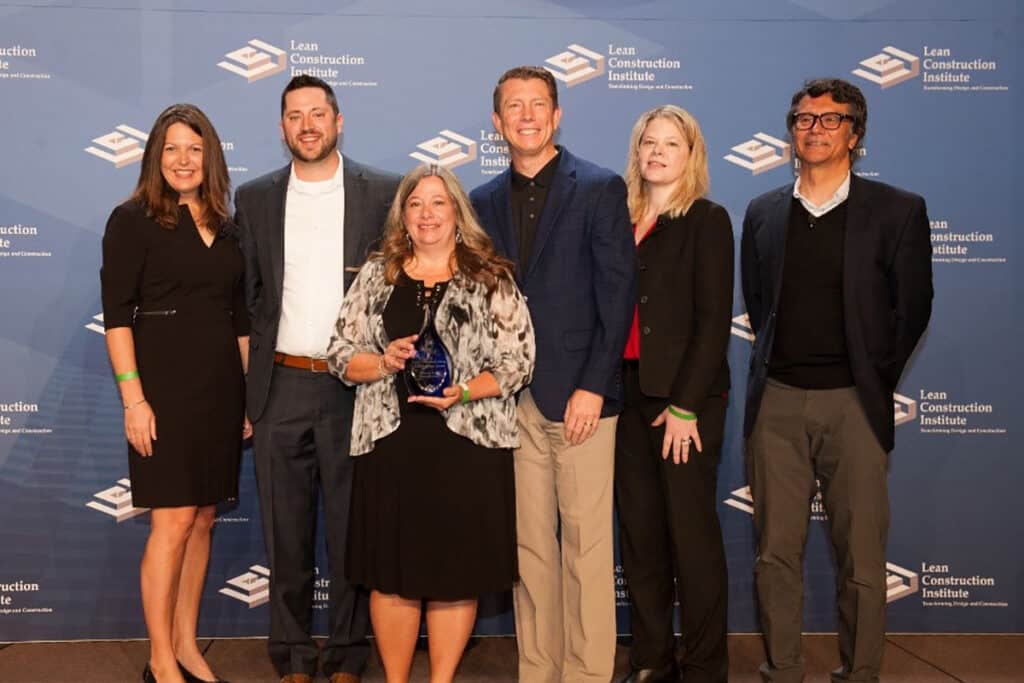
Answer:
[
  {"left": 842, "top": 175, "right": 872, "bottom": 345},
  {"left": 343, "top": 158, "right": 370, "bottom": 283},
  {"left": 489, "top": 175, "right": 519, "bottom": 265},
  {"left": 267, "top": 165, "right": 289, "bottom": 308},
  {"left": 525, "top": 150, "right": 574, "bottom": 281},
  {"left": 765, "top": 185, "right": 792, "bottom": 311}
]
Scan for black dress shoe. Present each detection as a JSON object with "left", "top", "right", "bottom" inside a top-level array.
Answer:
[
  {"left": 619, "top": 662, "right": 679, "bottom": 683},
  {"left": 178, "top": 660, "right": 231, "bottom": 683}
]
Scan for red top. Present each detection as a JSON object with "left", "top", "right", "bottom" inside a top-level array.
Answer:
[{"left": 623, "top": 221, "right": 656, "bottom": 360}]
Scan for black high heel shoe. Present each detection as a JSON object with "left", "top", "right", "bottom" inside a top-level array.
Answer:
[
  {"left": 178, "top": 660, "right": 231, "bottom": 683},
  {"left": 142, "top": 663, "right": 157, "bottom": 683}
]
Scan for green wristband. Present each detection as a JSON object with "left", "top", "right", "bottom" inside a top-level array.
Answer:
[
  {"left": 667, "top": 405, "right": 697, "bottom": 421},
  {"left": 459, "top": 382, "right": 471, "bottom": 404},
  {"left": 115, "top": 370, "right": 140, "bottom": 382}
]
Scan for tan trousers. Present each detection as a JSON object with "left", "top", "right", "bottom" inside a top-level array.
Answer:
[{"left": 513, "top": 389, "right": 618, "bottom": 683}]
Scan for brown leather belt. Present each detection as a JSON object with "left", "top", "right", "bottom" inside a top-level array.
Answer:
[{"left": 274, "top": 352, "right": 329, "bottom": 373}]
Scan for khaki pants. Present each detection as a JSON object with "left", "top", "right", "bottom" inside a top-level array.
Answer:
[
  {"left": 747, "top": 379, "right": 889, "bottom": 683},
  {"left": 513, "top": 389, "right": 618, "bottom": 683}
]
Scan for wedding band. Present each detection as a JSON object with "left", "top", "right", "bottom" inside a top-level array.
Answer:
[{"left": 584, "top": 421, "right": 592, "bottom": 427}]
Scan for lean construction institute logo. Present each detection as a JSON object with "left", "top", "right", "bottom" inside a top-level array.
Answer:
[
  {"left": 86, "top": 478, "right": 149, "bottom": 522},
  {"left": 84, "top": 313, "right": 105, "bottom": 335},
  {"left": 217, "top": 39, "right": 287, "bottom": 83},
  {"left": 852, "top": 46, "right": 921, "bottom": 89},
  {"left": 84, "top": 125, "right": 148, "bottom": 168},
  {"left": 220, "top": 565, "right": 271, "bottom": 607},
  {"left": 724, "top": 133, "right": 791, "bottom": 175},
  {"left": 409, "top": 130, "right": 477, "bottom": 169},
  {"left": 731, "top": 313, "right": 755, "bottom": 342},
  {"left": 894, "top": 393, "right": 918, "bottom": 426},
  {"left": 544, "top": 44, "right": 605, "bottom": 87},
  {"left": 885, "top": 562, "right": 920, "bottom": 602}
]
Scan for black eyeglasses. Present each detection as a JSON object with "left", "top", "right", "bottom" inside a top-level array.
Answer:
[{"left": 792, "top": 112, "right": 855, "bottom": 131}]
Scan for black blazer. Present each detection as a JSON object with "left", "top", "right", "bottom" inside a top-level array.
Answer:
[
  {"left": 471, "top": 147, "right": 636, "bottom": 421},
  {"left": 635, "top": 199, "right": 734, "bottom": 415},
  {"left": 740, "top": 174, "right": 933, "bottom": 452},
  {"left": 234, "top": 156, "right": 400, "bottom": 422}
]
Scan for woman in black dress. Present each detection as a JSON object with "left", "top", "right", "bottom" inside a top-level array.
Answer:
[
  {"left": 101, "top": 104, "right": 248, "bottom": 683},
  {"left": 327, "top": 165, "right": 534, "bottom": 683},
  {"left": 614, "top": 105, "right": 734, "bottom": 682}
]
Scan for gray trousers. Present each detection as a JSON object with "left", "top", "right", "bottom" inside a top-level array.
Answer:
[
  {"left": 746, "top": 379, "right": 889, "bottom": 683},
  {"left": 252, "top": 365, "right": 369, "bottom": 678}
]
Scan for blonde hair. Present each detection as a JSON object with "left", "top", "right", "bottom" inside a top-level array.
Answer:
[
  {"left": 376, "top": 164, "right": 514, "bottom": 292},
  {"left": 624, "top": 105, "right": 709, "bottom": 221}
]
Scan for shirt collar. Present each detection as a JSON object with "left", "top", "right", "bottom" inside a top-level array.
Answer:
[
  {"left": 288, "top": 151, "right": 344, "bottom": 195},
  {"left": 793, "top": 171, "right": 850, "bottom": 217},
  {"left": 511, "top": 148, "right": 561, "bottom": 188}
]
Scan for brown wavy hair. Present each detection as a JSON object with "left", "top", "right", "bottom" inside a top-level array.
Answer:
[
  {"left": 376, "top": 165, "right": 514, "bottom": 293},
  {"left": 624, "top": 104, "right": 709, "bottom": 222},
  {"left": 131, "top": 103, "right": 231, "bottom": 231}
]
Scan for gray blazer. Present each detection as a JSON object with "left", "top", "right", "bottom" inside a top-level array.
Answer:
[
  {"left": 327, "top": 257, "right": 535, "bottom": 455},
  {"left": 235, "top": 157, "right": 400, "bottom": 421}
]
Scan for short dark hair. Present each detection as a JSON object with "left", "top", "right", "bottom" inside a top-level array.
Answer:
[
  {"left": 280, "top": 74, "right": 339, "bottom": 116},
  {"left": 492, "top": 66, "right": 559, "bottom": 114},
  {"left": 786, "top": 78, "right": 867, "bottom": 163}
]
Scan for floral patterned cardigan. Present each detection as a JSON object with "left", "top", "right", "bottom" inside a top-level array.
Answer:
[{"left": 327, "top": 257, "right": 535, "bottom": 455}]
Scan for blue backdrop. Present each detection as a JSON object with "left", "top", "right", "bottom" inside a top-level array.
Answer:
[{"left": 0, "top": 0, "right": 1019, "bottom": 641}]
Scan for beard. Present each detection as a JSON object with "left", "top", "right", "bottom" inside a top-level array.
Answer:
[{"left": 285, "top": 128, "right": 338, "bottom": 163}]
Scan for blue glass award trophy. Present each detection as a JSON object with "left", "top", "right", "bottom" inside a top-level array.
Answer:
[{"left": 404, "top": 303, "right": 453, "bottom": 397}]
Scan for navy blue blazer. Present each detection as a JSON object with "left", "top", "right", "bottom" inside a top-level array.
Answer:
[
  {"left": 471, "top": 147, "right": 636, "bottom": 422},
  {"left": 740, "top": 174, "right": 933, "bottom": 452}
]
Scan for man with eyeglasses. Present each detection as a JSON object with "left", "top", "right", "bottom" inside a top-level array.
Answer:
[{"left": 740, "top": 78, "right": 933, "bottom": 683}]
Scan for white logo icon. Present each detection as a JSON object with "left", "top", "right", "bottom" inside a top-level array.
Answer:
[
  {"left": 731, "top": 313, "right": 755, "bottom": 341},
  {"left": 84, "top": 125, "right": 148, "bottom": 168},
  {"left": 85, "top": 313, "right": 105, "bottom": 335},
  {"left": 723, "top": 486, "right": 754, "bottom": 515},
  {"left": 409, "top": 130, "right": 477, "bottom": 169},
  {"left": 217, "top": 39, "right": 287, "bottom": 83},
  {"left": 852, "top": 46, "right": 920, "bottom": 89},
  {"left": 219, "top": 565, "right": 271, "bottom": 607},
  {"left": 86, "top": 478, "right": 149, "bottom": 522},
  {"left": 544, "top": 44, "right": 605, "bottom": 87},
  {"left": 893, "top": 393, "right": 917, "bottom": 426},
  {"left": 885, "top": 562, "right": 920, "bottom": 602},
  {"left": 724, "top": 133, "right": 791, "bottom": 175}
]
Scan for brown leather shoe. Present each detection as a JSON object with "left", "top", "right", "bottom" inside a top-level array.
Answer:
[
  {"left": 328, "top": 673, "right": 361, "bottom": 683},
  {"left": 279, "top": 675, "right": 312, "bottom": 683}
]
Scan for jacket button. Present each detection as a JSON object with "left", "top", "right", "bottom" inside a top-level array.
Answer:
[
  {"left": 638, "top": 263, "right": 647, "bottom": 271},
  {"left": 642, "top": 326, "right": 651, "bottom": 335},
  {"left": 640, "top": 295, "right": 648, "bottom": 304},
  {"left": 763, "top": 359, "right": 769, "bottom": 366}
]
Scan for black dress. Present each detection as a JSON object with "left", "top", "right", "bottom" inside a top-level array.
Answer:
[
  {"left": 100, "top": 201, "right": 249, "bottom": 508},
  {"left": 346, "top": 274, "right": 517, "bottom": 601}
]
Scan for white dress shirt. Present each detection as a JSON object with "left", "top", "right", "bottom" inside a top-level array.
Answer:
[
  {"left": 794, "top": 171, "right": 851, "bottom": 217},
  {"left": 276, "top": 152, "right": 347, "bottom": 358}
]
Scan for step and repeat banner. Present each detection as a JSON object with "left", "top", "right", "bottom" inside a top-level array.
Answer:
[{"left": 0, "top": 0, "right": 1019, "bottom": 641}]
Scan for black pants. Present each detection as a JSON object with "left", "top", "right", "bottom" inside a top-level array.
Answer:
[
  {"left": 614, "top": 362, "right": 729, "bottom": 683},
  {"left": 252, "top": 365, "right": 370, "bottom": 678}
]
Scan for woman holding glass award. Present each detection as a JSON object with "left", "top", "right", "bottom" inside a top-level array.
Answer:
[{"left": 327, "top": 164, "right": 534, "bottom": 683}]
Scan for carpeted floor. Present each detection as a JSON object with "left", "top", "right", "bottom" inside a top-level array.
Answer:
[{"left": 0, "top": 634, "right": 1018, "bottom": 682}]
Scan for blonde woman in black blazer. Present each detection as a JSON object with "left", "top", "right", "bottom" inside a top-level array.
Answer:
[{"left": 615, "top": 105, "right": 734, "bottom": 683}]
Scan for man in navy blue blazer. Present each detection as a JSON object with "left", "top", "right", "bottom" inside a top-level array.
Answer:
[
  {"left": 741, "top": 78, "right": 932, "bottom": 683},
  {"left": 471, "top": 66, "right": 635, "bottom": 682}
]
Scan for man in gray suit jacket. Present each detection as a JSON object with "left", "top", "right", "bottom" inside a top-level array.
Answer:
[{"left": 235, "top": 75, "right": 399, "bottom": 683}]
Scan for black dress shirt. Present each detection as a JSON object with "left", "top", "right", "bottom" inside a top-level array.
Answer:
[{"left": 510, "top": 150, "right": 560, "bottom": 273}]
